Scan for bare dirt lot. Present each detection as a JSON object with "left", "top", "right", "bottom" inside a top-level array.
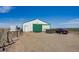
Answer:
[{"left": 8, "top": 32, "right": 79, "bottom": 52}]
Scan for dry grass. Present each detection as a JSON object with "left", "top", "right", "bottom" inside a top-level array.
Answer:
[{"left": 7, "top": 31, "right": 79, "bottom": 52}]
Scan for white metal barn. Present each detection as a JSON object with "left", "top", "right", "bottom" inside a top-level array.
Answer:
[{"left": 23, "top": 19, "right": 50, "bottom": 32}]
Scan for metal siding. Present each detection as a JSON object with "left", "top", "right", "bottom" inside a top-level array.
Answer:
[
  {"left": 23, "top": 22, "right": 32, "bottom": 32},
  {"left": 42, "top": 24, "right": 50, "bottom": 31}
]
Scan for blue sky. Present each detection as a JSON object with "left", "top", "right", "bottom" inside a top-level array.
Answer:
[{"left": 0, "top": 6, "right": 79, "bottom": 28}]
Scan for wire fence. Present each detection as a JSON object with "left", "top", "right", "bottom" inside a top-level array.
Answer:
[{"left": 0, "top": 29, "right": 23, "bottom": 51}]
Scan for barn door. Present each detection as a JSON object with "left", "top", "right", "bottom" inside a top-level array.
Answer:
[{"left": 33, "top": 24, "right": 42, "bottom": 32}]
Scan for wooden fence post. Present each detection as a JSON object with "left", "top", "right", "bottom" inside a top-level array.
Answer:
[
  {"left": 2, "top": 43, "right": 5, "bottom": 51},
  {"left": 7, "top": 31, "right": 10, "bottom": 44}
]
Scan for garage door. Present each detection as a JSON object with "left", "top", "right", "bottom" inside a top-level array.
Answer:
[{"left": 33, "top": 24, "right": 42, "bottom": 32}]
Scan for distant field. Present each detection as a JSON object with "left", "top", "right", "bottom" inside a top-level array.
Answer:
[
  {"left": 67, "top": 28, "right": 79, "bottom": 34},
  {"left": 67, "top": 28, "right": 79, "bottom": 31}
]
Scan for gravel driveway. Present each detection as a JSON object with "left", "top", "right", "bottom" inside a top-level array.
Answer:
[{"left": 8, "top": 32, "right": 79, "bottom": 52}]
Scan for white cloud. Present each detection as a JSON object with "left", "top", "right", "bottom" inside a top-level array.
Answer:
[
  {"left": 0, "top": 23, "right": 10, "bottom": 28},
  {"left": 0, "top": 18, "right": 25, "bottom": 28},
  {"left": 61, "top": 19, "right": 79, "bottom": 24},
  {"left": 60, "top": 18, "right": 79, "bottom": 28},
  {"left": 0, "top": 6, "right": 12, "bottom": 13},
  {"left": 0, "top": 22, "right": 20, "bottom": 28}
]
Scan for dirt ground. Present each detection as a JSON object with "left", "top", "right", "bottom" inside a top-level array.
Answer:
[{"left": 8, "top": 32, "right": 79, "bottom": 52}]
